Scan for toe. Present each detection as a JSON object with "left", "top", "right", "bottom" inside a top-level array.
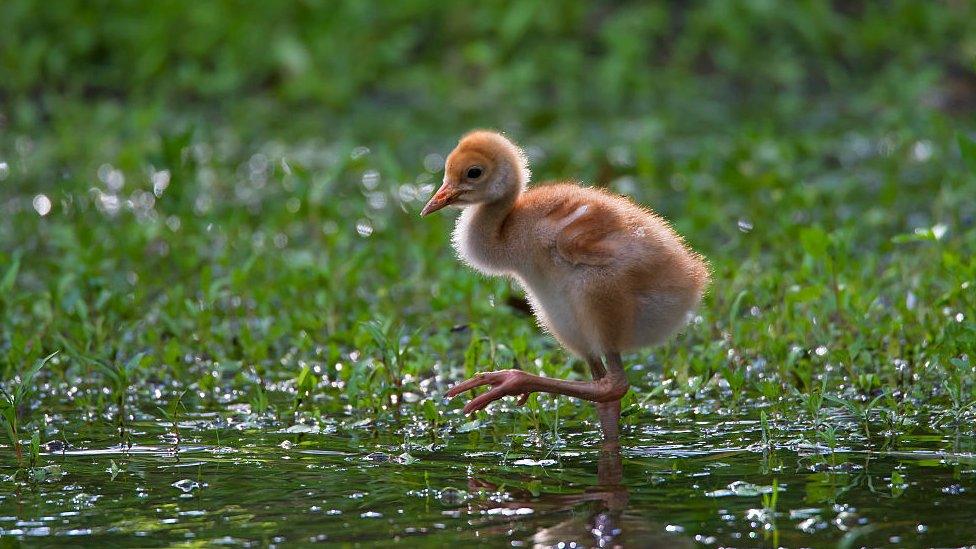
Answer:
[
  {"left": 462, "top": 385, "right": 511, "bottom": 414},
  {"left": 445, "top": 372, "right": 494, "bottom": 398}
]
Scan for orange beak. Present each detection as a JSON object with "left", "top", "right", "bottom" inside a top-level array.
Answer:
[{"left": 420, "top": 181, "right": 460, "bottom": 216}]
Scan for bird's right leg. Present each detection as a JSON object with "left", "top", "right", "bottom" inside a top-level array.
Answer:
[{"left": 445, "top": 353, "right": 629, "bottom": 420}]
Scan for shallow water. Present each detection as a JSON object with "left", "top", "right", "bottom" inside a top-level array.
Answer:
[{"left": 3, "top": 407, "right": 975, "bottom": 547}]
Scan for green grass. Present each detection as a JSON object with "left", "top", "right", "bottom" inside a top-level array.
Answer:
[{"left": 2, "top": 91, "right": 973, "bottom": 443}]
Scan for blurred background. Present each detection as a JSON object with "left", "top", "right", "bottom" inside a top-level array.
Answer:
[{"left": 4, "top": 1, "right": 975, "bottom": 139}]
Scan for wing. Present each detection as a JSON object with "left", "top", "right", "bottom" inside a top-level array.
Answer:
[{"left": 552, "top": 201, "right": 626, "bottom": 267}]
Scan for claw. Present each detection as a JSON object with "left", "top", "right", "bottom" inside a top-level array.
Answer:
[{"left": 445, "top": 369, "right": 534, "bottom": 414}]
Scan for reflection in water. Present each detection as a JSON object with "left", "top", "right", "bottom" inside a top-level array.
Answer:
[
  {"left": 8, "top": 417, "right": 976, "bottom": 545},
  {"left": 469, "top": 442, "right": 689, "bottom": 548}
]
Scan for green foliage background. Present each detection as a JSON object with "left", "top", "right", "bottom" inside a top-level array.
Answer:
[
  {"left": 3, "top": 1, "right": 973, "bottom": 112},
  {"left": 0, "top": 0, "right": 975, "bottom": 429}
]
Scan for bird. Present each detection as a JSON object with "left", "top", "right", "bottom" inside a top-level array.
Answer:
[{"left": 421, "top": 130, "right": 709, "bottom": 441}]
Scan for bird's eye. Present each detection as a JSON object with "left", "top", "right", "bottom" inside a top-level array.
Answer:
[{"left": 466, "top": 166, "right": 483, "bottom": 179}]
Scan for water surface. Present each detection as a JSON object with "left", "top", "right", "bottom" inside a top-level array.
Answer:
[{"left": 3, "top": 407, "right": 974, "bottom": 546}]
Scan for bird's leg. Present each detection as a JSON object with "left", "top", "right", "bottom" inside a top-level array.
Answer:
[
  {"left": 445, "top": 353, "right": 630, "bottom": 427},
  {"left": 589, "top": 354, "right": 622, "bottom": 442},
  {"left": 595, "top": 400, "right": 621, "bottom": 442}
]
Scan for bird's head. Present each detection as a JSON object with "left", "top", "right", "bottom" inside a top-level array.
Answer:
[{"left": 421, "top": 130, "right": 530, "bottom": 216}]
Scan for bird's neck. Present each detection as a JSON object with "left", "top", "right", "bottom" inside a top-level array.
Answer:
[
  {"left": 472, "top": 188, "right": 518, "bottom": 229},
  {"left": 454, "top": 188, "right": 520, "bottom": 274}
]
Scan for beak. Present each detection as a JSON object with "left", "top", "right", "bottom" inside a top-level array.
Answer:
[{"left": 420, "top": 181, "right": 460, "bottom": 216}]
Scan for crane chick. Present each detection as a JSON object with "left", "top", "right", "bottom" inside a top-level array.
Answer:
[{"left": 422, "top": 130, "right": 709, "bottom": 440}]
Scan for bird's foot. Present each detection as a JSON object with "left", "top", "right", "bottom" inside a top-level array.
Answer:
[{"left": 445, "top": 369, "right": 534, "bottom": 414}]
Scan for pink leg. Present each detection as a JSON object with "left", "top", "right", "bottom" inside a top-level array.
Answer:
[
  {"left": 592, "top": 354, "right": 623, "bottom": 442},
  {"left": 445, "top": 353, "right": 629, "bottom": 441},
  {"left": 596, "top": 400, "right": 621, "bottom": 442}
]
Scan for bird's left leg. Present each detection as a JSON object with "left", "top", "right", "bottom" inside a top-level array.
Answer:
[
  {"left": 445, "top": 353, "right": 629, "bottom": 416},
  {"left": 589, "top": 355, "right": 623, "bottom": 442}
]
